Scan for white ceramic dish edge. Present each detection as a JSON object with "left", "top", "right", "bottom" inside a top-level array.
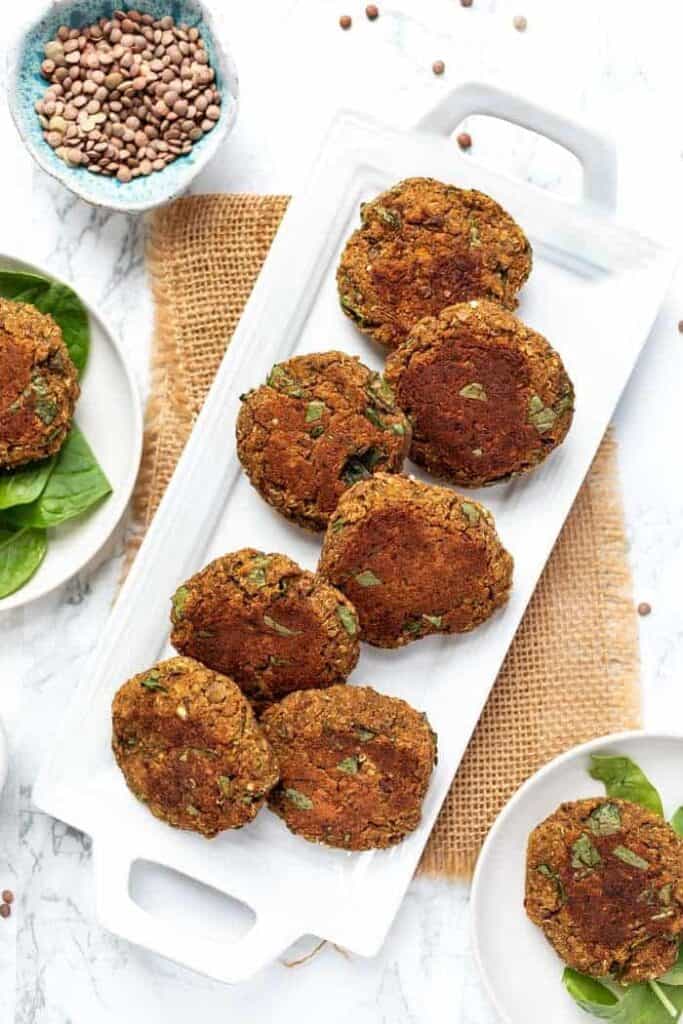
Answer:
[
  {"left": 471, "top": 730, "right": 683, "bottom": 1024},
  {"left": 0, "top": 252, "right": 143, "bottom": 611},
  {"left": 32, "top": 83, "right": 677, "bottom": 982}
]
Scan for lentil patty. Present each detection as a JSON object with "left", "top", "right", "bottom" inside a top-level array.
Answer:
[
  {"left": 261, "top": 685, "right": 437, "bottom": 850},
  {"left": 384, "top": 299, "right": 574, "bottom": 486},
  {"left": 525, "top": 798, "right": 683, "bottom": 983},
  {"left": 317, "top": 473, "right": 513, "bottom": 648},
  {"left": 0, "top": 298, "right": 79, "bottom": 469},
  {"left": 111, "top": 656, "right": 279, "bottom": 837},
  {"left": 337, "top": 177, "right": 532, "bottom": 349},
  {"left": 236, "top": 351, "right": 411, "bottom": 531},
  {"left": 170, "top": 549, "right": 360, "bottom": 711}
]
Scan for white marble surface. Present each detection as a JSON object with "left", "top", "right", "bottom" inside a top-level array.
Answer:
[{"left": 1, "top": 0, "right": 683, "bottom": 1020}]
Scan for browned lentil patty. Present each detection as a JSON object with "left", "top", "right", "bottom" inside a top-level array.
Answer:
[
  {"left": 0, "top": 298, "right": 79, "bottom": 469},
  {"left": 111, "top": 656, "right": 279, "bottom": 838},
  {"left": 261, "top": 685, "right": 437, "bottom": 850},
  {"left": 236, "top": 351, "right": 411, "bottom": 531},
  {"left": 170, "top": 549, "right": 360, "bottom": 712},
  {"left": 384, "top": 299, "right": 574, "bottom": 486},
  {"left": 317, "top": 473, "right": 513, "bottom": 648},
  {"left": 525, "top": 797, "right": 683, "bottom": 983},
  {"left": 337, "top": 177, "right": 532, "bottom": 349}
]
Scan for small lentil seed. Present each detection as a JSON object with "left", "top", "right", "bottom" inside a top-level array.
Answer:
[
  {"left": 366, "top": 4, "right": 379, "bottom": 18},
  {"left": 678, "top": 320, "right": 683, "bottom": 333},
  {"left": 513, "top": 14, "right": 527, "bottom": 31},
  {"left": 339, "top": 15, "right": 352, "bottom": 30},
  {"left": 461, "top": 0, "right": 473, "bottom": 5},
  {"left": 432, "top": 60, "right": 445, "bottom": 75},
  {"left": 0, "top": 905, "right": 10, "bottom": 920},
  {"left": 637, "top": 602, "right": 652, "bottom": 617},
  {"left": 35, "top": 12, "right": 221, "bottom": 182},
  {"left": 457, "top": 131, "right": 472, "bottom": 150}
]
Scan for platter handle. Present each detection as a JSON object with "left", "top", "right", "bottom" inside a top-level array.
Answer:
[
  {"left": 92, "top": 839, "right": 301, "bottom": 983},
  {"left": 416, "top": 81, "right": 618, "bottom": 213}
]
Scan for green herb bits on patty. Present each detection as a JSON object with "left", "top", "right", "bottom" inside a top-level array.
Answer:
[
  {"left": 236, "top": 351, "right": 411, "bottom": 532},
  {"left": 170, "top": 549, "right": 360, "bottom": 712}
]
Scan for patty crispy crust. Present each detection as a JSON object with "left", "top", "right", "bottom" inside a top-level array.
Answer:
[
  {"left": 384, "top": 299, "right": 574, "bottom": 487},
  {"left": 261, "top": 685, "right": 437, "bottom": 850},
  {"left": 236, "top": 351, "right": 411, "bottom": 531},
  {"left": 525, "top": 797, "right": 683, "bottom": 984},
  {"left": 317, "top": 473, "right": 513, "bottom": 648},
  {"left": 0, "top": 298, "right": 79, "bottom": 470},
  {"left": 111, "top": 656, "right": 279, "bottom": 837},
  {"left": 170, "top": 549, "right": 360, "bottom": 710},
  {"left": 337, "top": 177, "right": 532, "bottom": 349}
]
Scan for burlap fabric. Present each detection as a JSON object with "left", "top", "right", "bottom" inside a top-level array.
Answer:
[{"left": 130, "top": 194, "right": 641, "bottom": 878}]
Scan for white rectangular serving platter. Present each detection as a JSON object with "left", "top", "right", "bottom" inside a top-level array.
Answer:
[{"left": 34, "top": 83, "right": 677, "bottom": 984}]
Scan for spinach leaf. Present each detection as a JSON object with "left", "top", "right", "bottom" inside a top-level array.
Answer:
[
  {"left": 0, "top": 270, "right": 90, "bottom": 374},
  {"left": 589, "top": 754, "right": 664, "bottom": 816},
  {"left": 0, "top": 525, "right": 47, "bottom": 598},
  {"left": 671, "top": 808, "right": 683, "bottom": 838},
  {"left": 0, "top": 457, "right": 55, "bottom": 510},
  {"left": 563, "top": 968, "right": 683, "bottom": 1021},
  {"left": 660, "top": 946, "right": 683, "bottom": 987},
  {"left": 3, "top": 426, "right": 111, "bottom": 529}
]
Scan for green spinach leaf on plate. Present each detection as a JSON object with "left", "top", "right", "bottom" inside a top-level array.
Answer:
[
  {"left": 0, "top": 270, "right": 90, "bottom": 374},
  {"left": 0, "top": 525, "right": 47, "bottom": 598},
  {"left": 564, "top": 968, "right": 683, "bottom": 1022},
  {"left": 670, "top": 808, "right": 683, "bottom": 838},
  {"left": 0, "top": 457, "right": 55, "bottom": 510},
  {"left": 589, "top": 754, "right": 664, "bottom": 816},
  {"left": 3, "top": 426, "right": 111, "bottom": 529}
]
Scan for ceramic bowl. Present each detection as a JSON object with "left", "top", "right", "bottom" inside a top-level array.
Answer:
[{"left": 7, "top": 0, "right": 239, "bottom": 213}]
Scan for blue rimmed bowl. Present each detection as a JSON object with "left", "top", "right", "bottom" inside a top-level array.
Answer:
[{"left": 7, "top": 0, "right": 239, "bottom": 213}]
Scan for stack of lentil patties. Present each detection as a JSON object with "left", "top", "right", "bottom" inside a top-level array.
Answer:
[{"left": 112, "top": 176, "right": 575, "bottom": 854}]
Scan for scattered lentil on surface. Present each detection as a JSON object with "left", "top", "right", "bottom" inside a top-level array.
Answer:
[
  {"left": 339, "top": 15, "right": 352, "bottom": 30},
  {"left": 637, "top": 602, "right": 652, "bottom": 617},
  {"left": 35, "top": 9, "right": 221, "bottom": 182},
  {"left": 457, "top": 131, "right": 472, "bottom": 150},
  {"left": 0, "top": 905, "right": 10, "bottom": 920},
  {"left": 432, "top": 60, "right": 446, "bottom": 75},
  {"left": 365, "top": 4, "right": 379, "bottom": 19},
  {"left": 513, "top": 14, "right": 528, "bottom": 31},
  {"left": 1, "top": 891, "right": 13, "bottom": 905}
]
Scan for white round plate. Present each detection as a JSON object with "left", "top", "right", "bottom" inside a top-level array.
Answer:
[
  {"left": 0, "top": 253, "right": 143, "bottom": 611},
  {"left": 471, "top": 731, "right": 683, "bottom": 1024}
]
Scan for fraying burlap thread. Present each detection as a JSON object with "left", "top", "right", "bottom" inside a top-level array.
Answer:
[{"left": 128, "top": 194, "right": 641, "bottom": 878}]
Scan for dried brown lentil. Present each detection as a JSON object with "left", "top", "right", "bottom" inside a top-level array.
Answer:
[
  {"left": 637, "top": 602, "right": 652, "bottom": 617},
  {"left": 339, "top": 15, "right": 352, "bottom": 30},
  {"left": 457, "top": 131, "right": 472, "bottom": 150},
  {"left": 36, "top": 9, "right": 222, "bottom": 182}
]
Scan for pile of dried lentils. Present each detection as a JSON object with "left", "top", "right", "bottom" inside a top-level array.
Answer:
[{"left": 35, "top": 8, "right": 221, "bottom": 183}]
